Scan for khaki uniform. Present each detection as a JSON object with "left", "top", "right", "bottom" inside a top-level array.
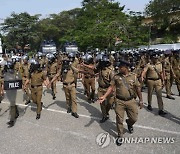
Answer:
[
  {"left": 28, "top": 71, "right": 46, "bottom": 114},
  {"left": 143, "top": 62, "right": 164, "bottom": 110},
  {"left": 47, "top": 62, "right": 58, "bottom": 96},
  {"left": 14, "top": 62, "right": 21, "bottom": 73},
  {"left": 171, "top": 57, "right": 180, "bottom": 93},
  {"left": 162, "top": 57, "right": 173, "bottom": 96},
  {"left": 21, "top": 63, "right": 31, "bottom": 102},
  {"left": 83, "top": 64, "right": 95, "bottom": 101},
  {"left": 98, "top": 66, "right": 114, "bottom": 118},
  {"left": 61, "top": 66, "right": 78, "bottom": 113},
  {"left": 71, "top": 58, "right": 79, "bottom": 87},
  {"left": 111, "top": 72, "right": 140, "bottom": 137}
]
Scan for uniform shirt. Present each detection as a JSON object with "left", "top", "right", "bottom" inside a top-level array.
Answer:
[
  {"left": 144, "top": 62, "right": 162, "bottom": 79},
  {"left": 21, "top": 64, "right": 30, "bottom": 77},
  {"left": 14, "top": 62, "right": 21, "bottom": 73},
  {"left": 110, "top": 72, "right": 140, "bottom": 99},
  {"left": 83, "top": 64, "right": 95, "bottom": 78},
  {"left": 171, "top": 57, "right": 180, "bottom": 71},
  {"left": 98, "top": 66, "right": 114, "bottom": 88},
  {"left": 162, "top": 57, "right": 171, "bottom": 72},
  {"left": 48, "top": 62, "right": 58, "bottom": 75},
  {"left": 28, "top": 71, "right": 46, "bottom": 86}
]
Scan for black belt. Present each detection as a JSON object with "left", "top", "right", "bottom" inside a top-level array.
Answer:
[
  {"left": 63, "top": 81, "right": 74, "bottom": 86},
  {"left": 116, "top": 95, "right": 134, "bottom": 101},
  {"left": 85, "top": 76, "right": 94, "bottom": 79},
  {"left": 147, "top": 78, "right": 160, "bottom": 81},
  {"left": 31, "top": 85, "right": 42, "bottom": 88},
  {"left": 99, "top": 85, "right": 110, "bottom": 89}
]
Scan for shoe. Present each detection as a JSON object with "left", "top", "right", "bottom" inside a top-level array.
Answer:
[
  {"left": 116, "top": 137, "right": 123, "bottom": 146},
  {"left": 158, "top": 110, "right": 167, "bottom": 116},
  {"left": 36, "top": 114, "right": 41, "bottom": 120},
  {"left": 91, "top": 99, "right": 95, "bottom": 103},
  {"left": 170, "top": 92, "right": 174, "bottom": 95},
  {"left": 7, "top": 121, "right": 14, "bottom": 127},
  {"left": 166, "top": 95, "right": 175, "bottom": 100},
  {"left": 126, "top": 119, "right": 134, "bottom": 134},
  {"left": 71, "top": 112, "right": 79, "bottom": 118},
  {"left": 52, "top": 94, "right": 56, "bottom": 100},
  {"left": 15, "top": 113, "right": 19, "bottom": 119},
  {"left": 87, "top": 98, "right": 92, "bottom": 104},
  {"left": 67, "top": 108, "right": 72, "bottom": 113},
  {"left": 25, "top": 100, "right": 31, "bottom": 105},
  {"left": 100, "top": 117, "right": 109, "bottom": 123},
  {"left": 147, "top": 105, "right": 153, "bottom": 111}
]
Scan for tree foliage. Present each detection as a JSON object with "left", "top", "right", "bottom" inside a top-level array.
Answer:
[
  {"left": 145, "top": 0, "right": 180, "bottom": 43},
  {"left": 0, "top": 0, "right": 150, "bottom": 52}
]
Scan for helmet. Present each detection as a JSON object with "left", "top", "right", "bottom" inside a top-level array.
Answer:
[
  {"left": 22, "top": 55, "right": 29, "bottom": 61},
  {"left": 95, "top": 53, "right": 103, "bottom": 63},
  {"left": 84, "top": 54, "right": 93, "bottom": 64},
  {"left": 29, "top": 59, "right": 40, "bottom": 72},
  {"left": 5, "top": 61, "right": 14, "bottom": 70},
  {"left": 68, "top": 52, "right": 76, "bottom": 62},
  {"left": 48, "top": 54, "right": 55, "bottom": 64}
]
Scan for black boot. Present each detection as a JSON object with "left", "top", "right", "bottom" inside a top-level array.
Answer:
[
  {"left": 52, "top": 93, "right": 56, "bottom": 100},
  {"left": 71, "top": 112, "right": 79, "bottom": 118},
  {"left": 7, "top": 121, "right": 14, "bottom": 127},
  {"left": 147, "top": 105, "right": 153, "bottom": 111},
  {"left": 126, "top": 119, "right": 134, "bottom": 134},
  {"left": 100, "top": 117, "right": 109, "bottom": 123},
  {"left": 36, "top": 114, "right": 41, "bottom": 120},
  {"left": 158, "top": 110, "right": 167, "bottom": 116},
  {"left": 116, "top": 136, "right": 123, "bottom": 146},
  {"left": 166, "top": 95, "right": 175, "bottom": 100}
]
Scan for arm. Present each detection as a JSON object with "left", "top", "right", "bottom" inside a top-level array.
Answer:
[{"left": 98, "top": 85, "right": 114, "bottom": 103}]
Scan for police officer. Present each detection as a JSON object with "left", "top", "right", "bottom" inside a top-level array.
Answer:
[
  {"left": 162, "top": 50, "right": 175, "bottom": 100},
  {"left": 24, "top": 60, "right": 49, "bottom": 120},
  {"left": 21, "top": 55, "right": 31, "bottom": 104},
  {"left": 47, "top": 54, "right": 58, "bottom": 100},
  {"left": 99, "top": 59, "right": 143, "bottom": 146},
  {"left": 96, "top": 55, "right": 115, "bottom": 123},
  {"left": 171, "top": 49, "right": 180, "bottom": 96},
  {"left": 81, "top": 54, "right": 96, "bottom": 103},
  {"left": 68, "top": 52, "right": 79, "bottom": 88},
  {"left": 3, "top": 61, "right": 20, "bottom": 127},
  {"left": 50, "top": 58, "right": 79, "bottom": 118},
  {"left": 141, "top": 53, "right": 167, "bottom": 115}
]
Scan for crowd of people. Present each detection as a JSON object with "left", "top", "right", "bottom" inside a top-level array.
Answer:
[{"left": 0, "top": 48, "right": 179, "bottom": 146}]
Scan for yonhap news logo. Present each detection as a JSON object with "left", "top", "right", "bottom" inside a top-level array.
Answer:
[{"left": 96, "top": 132, "right": 175, "bottom": 148}]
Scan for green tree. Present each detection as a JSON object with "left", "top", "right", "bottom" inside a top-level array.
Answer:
[
  {"left": 145, "top": 0, "right": 180, "bottom": 43},
  {"left": 0, "top": 12, "right": 40, "bottom": 51}
]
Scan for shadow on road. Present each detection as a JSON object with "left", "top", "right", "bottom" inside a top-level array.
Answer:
[{"left": 144, "top": 105, "right": 180, "bottom": 125}]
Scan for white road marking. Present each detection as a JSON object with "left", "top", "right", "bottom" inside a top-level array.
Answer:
[{"left": 1, "top": 101, "right": 180, "bottom": 135}]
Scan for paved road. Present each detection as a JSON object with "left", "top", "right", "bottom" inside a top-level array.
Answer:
[{"left": 0, "top": 80, "right": 179, "bottom": 154}]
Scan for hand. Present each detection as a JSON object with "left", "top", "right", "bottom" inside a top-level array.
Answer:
[
  {"left": 98, "top": 96, "right": 105, "bottom": 104},
  {"left": 141, "top": 77, "right": 144, "bottom": 82},
  {"left": 23, "top": 85, "right": 26, "bottom": 91},
  {"left": 139, "top": 101, "right": 143, "bottom": 109},
  {"left": 47, "top": 83, "right": 51, "bottom": 89},
  {"left": 1, "top": 90, "right": 4, "bottom": 96}
]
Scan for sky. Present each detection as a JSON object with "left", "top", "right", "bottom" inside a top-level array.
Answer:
[{"left": 0, "top": 0, "right": 150, "bottom": 20}]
